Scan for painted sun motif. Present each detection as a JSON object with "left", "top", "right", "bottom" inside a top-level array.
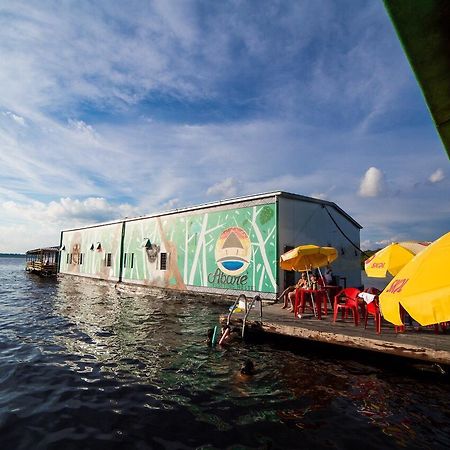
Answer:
[{"left": 215, "top": 227, "right": 251, "bottom": 276}]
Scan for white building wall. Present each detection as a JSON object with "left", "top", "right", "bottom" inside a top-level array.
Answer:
[
  {"left": 60, "top": 223, "right": 123, "bottom": 282},
  {"left": 277, "top": 197, "right": 361, "bottom": 289}
]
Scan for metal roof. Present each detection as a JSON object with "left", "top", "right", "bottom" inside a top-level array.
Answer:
[
  {"left": 61, "top": 191, "right": 362, "bottom": 232},
  {"left": 26, "top": 246, "right": 60, "bottom": 254},
  {"left": 384, "top": 0, "right": 450, "bottom": 159}
]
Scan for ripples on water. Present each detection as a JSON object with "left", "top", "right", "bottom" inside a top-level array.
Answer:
[{"left": 0, "top": 257, "right": 449, "bottom": 449}]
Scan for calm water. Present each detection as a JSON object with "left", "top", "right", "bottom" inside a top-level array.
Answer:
[{"left": 1, "top": 257, "right": 449, "bottom": 449}]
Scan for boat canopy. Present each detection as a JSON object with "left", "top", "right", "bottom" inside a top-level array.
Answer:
[{"left": 384, "top": 0, "right": 450, "bottom": 159}]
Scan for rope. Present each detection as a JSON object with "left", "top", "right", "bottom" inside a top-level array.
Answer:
[{"left": 323, "top": 206, "right": 370, "bottom": 258}]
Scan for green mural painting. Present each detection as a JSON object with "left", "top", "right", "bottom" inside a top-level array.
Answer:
[
  {"left": 122, "top": 203, "right": 277, "bottom": 293},
  {"left": 60, "top": 202, "right": 278, "bottom": 294}
]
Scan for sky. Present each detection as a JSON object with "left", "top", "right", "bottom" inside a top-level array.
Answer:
[{"left": 0, "top": 0, "right": 449, "bottom": 253}]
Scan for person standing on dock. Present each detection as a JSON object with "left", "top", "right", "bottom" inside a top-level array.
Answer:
[{"left": 324, "top": 264, "right": 334, "bottom": 285}]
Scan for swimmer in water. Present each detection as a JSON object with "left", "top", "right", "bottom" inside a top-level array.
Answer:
[{"left": 240, "top": 359, "right": 255, "bottom": 377}]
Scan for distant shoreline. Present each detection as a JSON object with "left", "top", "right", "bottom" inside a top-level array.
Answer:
[{"left": 0, "top": 253, "right": 25, "bottom": 258}]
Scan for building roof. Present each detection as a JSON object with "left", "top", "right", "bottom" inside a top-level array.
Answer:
[
  {"left": 26, "top": 246, "right": 60, "bottom": 254},
  {"left": 384, "top": 0, "right": 450, "bottom": 159},
  {"left": 61, "top": 191, "right": 362, "bottom": 232}
]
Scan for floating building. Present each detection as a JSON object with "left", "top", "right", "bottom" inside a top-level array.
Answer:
[{"left": 58, "top": 192, "right": 362, "bottom": 299}]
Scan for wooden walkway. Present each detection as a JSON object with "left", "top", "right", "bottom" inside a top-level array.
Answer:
[{"left": 227, "top": 304, "right": 450, "bottom": 366}]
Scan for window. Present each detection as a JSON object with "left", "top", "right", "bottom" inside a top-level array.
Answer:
[
  {"left": 79, "top": 253, "right": 83, "bottom": 265},
  {"left": 123, "top": 253, "right": 134, "bottom": 269},
  {"left": 106, "top": 253, "right": 112, "bottom": 267},
  {"left": 69, "top": 253, "right": 73, "bottom": 264},
  {"left": 160, "top": 252, "right": 167, "bottom": 270}
]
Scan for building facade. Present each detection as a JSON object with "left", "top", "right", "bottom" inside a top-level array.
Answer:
[{"left": 59, "top": 192, "right": 362, "bottom": 299}]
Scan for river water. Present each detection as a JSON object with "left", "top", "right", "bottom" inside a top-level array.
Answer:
[{"left": 1, "top": 256, "right": 449, "bottom": 449}]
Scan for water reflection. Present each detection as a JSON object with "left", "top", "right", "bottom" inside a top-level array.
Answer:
[
  {"left": 0, "top": 258, "right": 449, "bottom": 449},
  {"left": 54, "top": 276, "right": 186, "bottom": 382}
]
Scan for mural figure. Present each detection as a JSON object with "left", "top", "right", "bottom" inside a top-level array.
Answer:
[{"left": 145, "top": 243, "right": 160, "bottom": 263}]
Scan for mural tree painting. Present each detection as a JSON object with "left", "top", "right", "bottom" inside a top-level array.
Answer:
[{"left": 61, "top": 202, "right": 278, "bottom": 294}]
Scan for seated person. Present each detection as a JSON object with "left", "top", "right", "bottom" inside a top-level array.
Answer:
[
  {"left": 287, "top": 272, "right": 309, "bottom": 312},
  {"left": 308, "top": 273, "right": 319, "bottom": 291},
  {"left": 280, "top": 273, "right": 307, "bottom": 309}
]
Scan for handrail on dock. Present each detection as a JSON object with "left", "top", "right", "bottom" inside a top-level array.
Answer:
[
  {"left": 242, "top": 294, "right": 262, "bottom": 338},
  {"left": 226, "top": 294, "right": 243, "bottom": 326}
]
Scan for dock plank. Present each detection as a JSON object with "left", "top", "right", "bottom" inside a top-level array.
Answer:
[{"left": 227, "top": 304, "right": 450, "bottom": 365}]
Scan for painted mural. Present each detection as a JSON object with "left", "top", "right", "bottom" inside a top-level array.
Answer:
[
  {"left": 60, "top": 202, "right": 277, "bottom": 295},
  {"left": 60, "top": 223, "right": 123, "bottom": 281},
  {"left": 122, "top": 203, "right": 277, "bottom": 294}
]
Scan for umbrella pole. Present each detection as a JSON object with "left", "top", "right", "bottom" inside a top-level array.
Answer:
[
  {"left": 318, "top": 267, "right": 325, "bottom": 285},
  {"left": 305, "top": 267, "right": 316, "bottom": 317},
  {"left": 305, "top": 268, "right": 311, "bottom": 284}
]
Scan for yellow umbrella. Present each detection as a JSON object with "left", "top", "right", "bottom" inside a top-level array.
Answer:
[
  {"left": 379, "top": 232, "right": 450, "bottom": 326},
  {"left": 364, "top": 241, "right": 430, "bottom": 278},
  {"left": 279, "top": 245, "right": 338, "bottom": 271}
]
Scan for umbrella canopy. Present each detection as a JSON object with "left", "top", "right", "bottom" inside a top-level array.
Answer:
[
  {"left": 379, "top": 232, "right": 450, "bottom": 326},
  {"left": 279, "top": 245, "right": 338, "bottom": 272},
  {"left": 364, "top": 241, "right": 430, "bottom": 278}
]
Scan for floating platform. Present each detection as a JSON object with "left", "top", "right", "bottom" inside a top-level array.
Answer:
[
  {"left": 225, "top": 304, "right": 450, "bottom": 366},
  {"left": 25, "top": 247, "right": 59, "bottom": 277}
]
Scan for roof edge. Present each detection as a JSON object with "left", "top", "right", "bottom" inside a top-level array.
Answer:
[{"left": 61, "top": 190, "right": 362, "bottom": 232}]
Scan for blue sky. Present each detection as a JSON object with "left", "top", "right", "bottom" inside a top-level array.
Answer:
[{"left": 0, "top": 0, "right": 448, "bottom": 253}]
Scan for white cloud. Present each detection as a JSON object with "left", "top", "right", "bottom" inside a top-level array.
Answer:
[
  {"left": 358, "top": 167, "right": 385, "bottom": 197},
  {"left": 0, "top": 1, "right": 449, "bottom": 254},
  {"left": 160, "top": 198, "right": 181, "bottom": 210},
  {"left": 207, "top": 177, "right": 238, "bottom": 198},
  {"left": 310, "top": 192, "right": 328, "bottom": 200},
  {"left": 2, "top": 197, "right": 138, "bottom": 227},
  {"left": 0, "top": 197, "right": 141, "bottom": 253},
  {"left": 429, "top": 168, "right": 445, "bottom": 183},
  {"left": 2, "top": 111, "right": 26, "bottom": 126},
  {"left": 68, "top": 119, "right": 98, "bottom": 141}
]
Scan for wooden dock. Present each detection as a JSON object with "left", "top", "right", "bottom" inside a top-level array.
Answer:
[{"left": 226, "top": 304, "right": 450, "bottom": 366}]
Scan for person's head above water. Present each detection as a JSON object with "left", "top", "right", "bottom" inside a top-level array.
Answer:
[{"left": 240, "top": 359, "right": 255, "bottom": 376}]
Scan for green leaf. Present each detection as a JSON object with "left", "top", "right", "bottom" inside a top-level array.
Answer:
[{"left": 259, "top": 206, "right": 274, "bottom": 226}]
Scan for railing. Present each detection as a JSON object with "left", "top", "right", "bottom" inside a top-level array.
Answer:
[
  {"left": 26, "top": 261, "right": 57, "bottom": 273},
  {"left": 241, "top": 294, "right": 262, "bottom": 338},
  {"left": 226, "top": 295, "right": 243, "bottom": 326},
  {"left": 27, "top": 261, "right": 43, "bottom": 270},
  {"left": 225, "top": 293, "right": 264, "bottom": 339}
]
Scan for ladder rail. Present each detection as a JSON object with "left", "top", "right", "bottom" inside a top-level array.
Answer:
[
  {"left": 242, "top": 294, "right": 262, "bottom": 338},
  {"left": 226, "top": 294, "right": 245, "bottom": 326}
]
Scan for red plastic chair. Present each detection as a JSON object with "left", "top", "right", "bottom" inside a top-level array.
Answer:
[
  {"left": 294, "top": 289, "right": 327, "bottom": 319},
  {"left": 333, "top": 288, "right": 361, "bottom": 326},
  {"left": 364, "top": 298, "right": 381, "bottom": 334}
]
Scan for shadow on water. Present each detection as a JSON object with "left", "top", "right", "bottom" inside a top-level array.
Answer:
[{"left": 0, "top": 258, "right": 449, "bottom": 449}]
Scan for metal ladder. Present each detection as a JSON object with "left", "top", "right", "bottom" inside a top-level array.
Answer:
[{"left": 224, "top": 293, "right": 263, "bottom": 339}]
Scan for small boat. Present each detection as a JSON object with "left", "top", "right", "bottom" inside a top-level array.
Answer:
[{"left": 25, "top": 247, "right": 59, "bottom": 277}]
